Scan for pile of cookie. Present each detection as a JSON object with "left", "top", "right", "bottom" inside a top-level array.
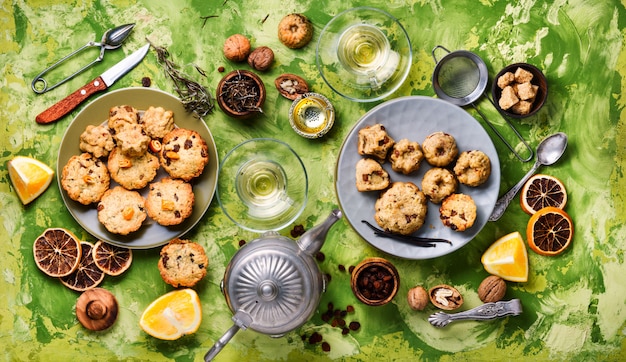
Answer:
[
  {"left": 355, "top": 124, "right": 491, "bottom": 235},
  {"left": 61, "top": 105, "right": 209, "bottom": 235}
]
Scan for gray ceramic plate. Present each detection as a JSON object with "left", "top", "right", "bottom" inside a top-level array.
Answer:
[
  {"left": 57, "top": 88, "right": 218, "bottom": 249},
  {"left": 335, "top": 96, "right": 500, "bottom": 259}
]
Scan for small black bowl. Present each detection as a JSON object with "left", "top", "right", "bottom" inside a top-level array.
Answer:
[{"left": 492, "top": 63, "right": 547, "bottom": 118}]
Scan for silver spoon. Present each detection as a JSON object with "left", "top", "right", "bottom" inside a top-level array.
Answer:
[
  {"left": 489, "top": 132, "right": 568, "bottom": 221},
  {"left": 31, "top": 23, "right": 136, "bottom": 94},
  {"left": 429, "top": 299, "right": 523, "bottom": 328}
]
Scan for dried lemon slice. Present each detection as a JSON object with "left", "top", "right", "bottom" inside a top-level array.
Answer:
[
  {"left": 33, "top": 228, "right": 82, "bottom": 278},
  {"left": 60, "top": 241, "right": 105, "bottom": 292},
  {"left": 92, "top": 240, "right": 133, "bottom": 276},
  {"left": 527, "top": 207, "right": 574, "bottom": 256},
  {"left": 520, "top": 174, "right": 567, "bottom": 215}
]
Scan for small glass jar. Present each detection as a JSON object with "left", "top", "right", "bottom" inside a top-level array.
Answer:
[{"left": 289, "top": 93, "right": 335, "bottom": 138}]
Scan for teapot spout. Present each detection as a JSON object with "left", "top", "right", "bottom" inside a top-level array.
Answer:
[{"left": 297, "top": 209, "right": 342, "bottom": 256}]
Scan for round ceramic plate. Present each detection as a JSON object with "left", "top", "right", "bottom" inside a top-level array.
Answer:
[
  {"left": 57, "top": 87, "right": 218, "bottom": 249},
  {"left": 335, "top": 96, "right": 500, "bottom": 259}
]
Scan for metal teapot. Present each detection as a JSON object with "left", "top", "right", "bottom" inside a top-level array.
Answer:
[{"left": 205, "top": 209, "right": 342, "bottom": 361}]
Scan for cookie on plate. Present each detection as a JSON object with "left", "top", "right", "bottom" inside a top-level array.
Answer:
[
  {"left": 160, "top": 128, "right": 209, "bottom": 181},
  {"left": 145, "top": 178, "right": 195, "bottom": 226},
  {"left": 158, "top": 238, "right": 208, "bottom": 288},
  {"left": 113, "top": 123, "right": 151, "bottom": 157},
  {"left": 374, "top": 182, "right": 428, "bottom": 235},
  {"left": 389, "top": 139, "right": 424, "bottom": 175},
  {"left": 439, "top": 193, "right": 477, "bottom": 232},
  {"left": 422, "top": 131, "right": 458, "bottom": 167},
  {"left": 61, "top": 152, "right": 110, "bottom": 205},
  {"left": 97, "top": 186, "right": 147, "bottom": 235},
  {"left": 453, "top": 150, "right": 491, "bottom": 187},
  {"left": 355, "top": 158, "right": 390, "bottom": 192},
  {"left": 79, "top": 125, "right": 115, "bottom": 158},
  {"left": 108, "top": 105, "right": 139, "bottom": 135},
  {"left": 421, "top": 167, "right": 458, "bottom": 204},
  {"left": 141, "top": 106, "right": 175, "bottom": 139},
  {"left": 107, "top": 147, "right": 160, "bottom": 190},
  {"left": 357, "top": 123, "right": 395, "bottom": 162}
]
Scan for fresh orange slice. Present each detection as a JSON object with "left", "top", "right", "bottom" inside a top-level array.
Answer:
[
  {"left": 481, "top": 231, "right": 529, "bottom": 282},
  {"left": 520, "top": 174, "right": 567, "bottom": 215},
  {"left": 92, "top": 240, "right": 133, "bottom": 276},
  {"left": 140, "top": 289, "right": 202, "bottom": 340},
  {"left": 60, "top": 241, "right": 105, "bottom": 292},
  {"left": 33, "top": 228, "right": 82, "bottom": 278},
  {"left": 8, "top": 156, "right": 54, "bottom": 204},
  {"left": 527, "top": 207, "right": 574, "bottom": 256}
]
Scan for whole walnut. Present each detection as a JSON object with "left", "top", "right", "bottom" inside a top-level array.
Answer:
[
  {"left": 247, "top": 46, "right": 274, "bottom": 71},
  {"left": 477, "top": 275, "right": 507, "bottom": 303},
  {"left": 407, "top": 285, "right": 429, "bottom": 311},
  {"left": 223, "top": 34, "right": 251, "bottom": 62}
]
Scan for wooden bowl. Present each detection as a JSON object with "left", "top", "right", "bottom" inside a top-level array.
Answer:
[
  {"left": 491, "top": 63, "right": 547, "bottom": 118},
  {"left": 350, "top": 257, "right": 399, "bottom": 306},
  {"left": 217, "top": 70, "right": 266, "bottom": 119}
]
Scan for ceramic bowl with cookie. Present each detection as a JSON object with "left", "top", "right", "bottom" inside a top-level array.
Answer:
[{"left": 491, "top": 63, "right": 548, "bottom": 118}]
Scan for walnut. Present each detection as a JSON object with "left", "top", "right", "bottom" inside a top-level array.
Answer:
[
  {"left": 223, "top": 34, "right": 251, "bottom": 62},
  {"left": 278, "top": 13, "right": 313, "bottom": 49},
  {"left": 477, "top": 275, "right": 507, "bottom": 303},
  {"left": 429, "top": 284, "right": 463, "bottom": 310},
  {"left": 407, "top": 285, "right": 429, "bottom": 311},
  {"left": 247, "top": 46, "right": 274, "bottom": 71},
  {"left": 274, "top": 73, "right": 309, "bottom": 100}
]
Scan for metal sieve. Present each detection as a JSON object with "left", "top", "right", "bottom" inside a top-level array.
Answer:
[{"left": 432, "top": 45, "right": 533, "bottom": 162}]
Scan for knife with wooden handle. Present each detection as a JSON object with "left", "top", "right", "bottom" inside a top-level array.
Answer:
[{"left": 35, "top": 43, "right": 150, "bottom": 124}]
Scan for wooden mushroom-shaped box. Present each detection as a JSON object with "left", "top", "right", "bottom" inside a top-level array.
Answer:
[{"left": 217, "top": 70, "right": 266, "bottom": 119}]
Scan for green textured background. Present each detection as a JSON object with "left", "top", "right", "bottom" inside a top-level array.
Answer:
[{"left": 1, "top": 0, "right": 625, "bottom": 361}]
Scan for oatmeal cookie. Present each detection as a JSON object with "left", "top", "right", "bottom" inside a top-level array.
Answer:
[
  {"left": 421, "top": 167, "right": 458, "bottom": 204},
  {"left": 357, "top": 123, "right": 395, "bottom": 162},
  {"left": 453, "top": 150, "right": 491, "bottom": 187},
  {"left": 158, "top": 238, "right": 208, "bottom": 288},
  {"left": 146, "top": 178, "right": 195, "bottom": 226},
  {"left": 61, "top": 152, "right": 110, "bottom": 205},
  {"left": 374, "top": 182, "right": 428, "bottom": 235},
  {"left": 113, "top": 123, "right": 150, "bottom": 157},
  {"left": 79, "top": 125, "right": 115, "bottom": 158},
  {"left": 160, "top": 128, "right": 209, "bottom": 181},
  {"left": 141, "top": 106, "right": 175, "bottom": 139},
  {"left": 108, "top": 105, "right": 139, "bottom": 135},
  {"left": 439, "top": 193, "right": 477, "bottom": 232},
  {"left": 389, "top": 139, "right": 424, "bottom": 174},
  {"left": 107, "top": 147, "right": 159, "bottom": 190},
  {"left": 97, "top": 186, "right": 146, "bottom": 235},
  {"left": 355, "top": 158, "right": 390, "bottom": 192},
  {"left": 422, "top": 132, "right": 458, "bottom": 167}
]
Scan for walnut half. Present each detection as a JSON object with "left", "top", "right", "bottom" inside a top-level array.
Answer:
[
  {"left": 274, "top": 73, "right": 309, "bottom": 100},
  {"left": 429, "top": 284, "right": 463, "bottom": 310}
]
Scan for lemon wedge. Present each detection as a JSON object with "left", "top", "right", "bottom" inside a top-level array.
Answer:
[{"left": 8, "top": 156, "right": 54, "bottom": 204}]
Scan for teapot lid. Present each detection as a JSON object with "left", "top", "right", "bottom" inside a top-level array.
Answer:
[{"left": 222, "top": 239, "right": 323, "bottom": 336}]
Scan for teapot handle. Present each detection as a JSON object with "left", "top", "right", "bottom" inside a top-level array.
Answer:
[{"left": 204, "top": 310, "right": 253, "bottom": 361}]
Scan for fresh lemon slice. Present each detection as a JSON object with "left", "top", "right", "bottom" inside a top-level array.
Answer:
[
  {"left": 140, "top": 289, "right": 202, "bottom": 340},
  {"left": 481, "top": 231, "right": 529, "bottom": 282},
  {"left": 8, "top": 156, "right": 54, "bottom": 204}
]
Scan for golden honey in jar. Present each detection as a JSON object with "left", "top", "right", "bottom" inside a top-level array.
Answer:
[{"left": 289, "top": 93, "right": 335, "bottom": 138}]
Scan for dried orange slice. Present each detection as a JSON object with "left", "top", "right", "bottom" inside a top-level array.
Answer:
[
  {"left": 139, "top": 289, "right": 202, "bottom": 340},
  {"left": 526, "top": 207, "right": 574, "bottom": 256},
  {"left": 33, "top": 228, "right": 82, "bottom": 278},
  {"left": 481, "top": 231, "right": 529, "bottom": 282},
  {"left": 8, "top": 156, "right": 54, "bottom": 204},
  {"left": 92, "top": 240, "right": 133, "bottom": 276},
  {"left": 60, "top": 241, "right": 105, "bottom": 291},
  {"left": 520, "top": 174, "right": 567, "bottom": 215}
]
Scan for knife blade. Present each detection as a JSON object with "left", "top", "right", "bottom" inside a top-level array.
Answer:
[{"left": 35, "top": 43, "right": 150, "bottom": 124}]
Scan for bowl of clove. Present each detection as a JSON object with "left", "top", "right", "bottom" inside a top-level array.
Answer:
[{"left": 217, "top": 70, "right": 266, "bottom": 119}]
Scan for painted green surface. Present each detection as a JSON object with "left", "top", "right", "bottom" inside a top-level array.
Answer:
[{"left": 1, "top": 0, "right": 625, "bottom": 361}]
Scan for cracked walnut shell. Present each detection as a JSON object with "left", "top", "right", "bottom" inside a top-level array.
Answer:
[
  {"left": 223, "top": 34, "right": 251, "bottom": 62},
  {"left": 429, "top": 284, "right": 463, "bottom": 310},
  {"left": 278, "top": 13, "right": 313, "bottom": 49}
]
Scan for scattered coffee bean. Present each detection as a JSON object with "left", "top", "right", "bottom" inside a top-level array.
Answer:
[
  {"left": 349, "top": 321, "right": 361, "bottom": 331},
  {"left": 321, "top": 342, "right": 331, "bottom": 352},
  {"left": 338, "top": 264, "right": 346, "bottom": 272},
  {"left": 141, "top": 77, "right": 151, "bottom": 87},
  {"left": 290, "top": 224, "right": 306, "bottom": 238}
]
